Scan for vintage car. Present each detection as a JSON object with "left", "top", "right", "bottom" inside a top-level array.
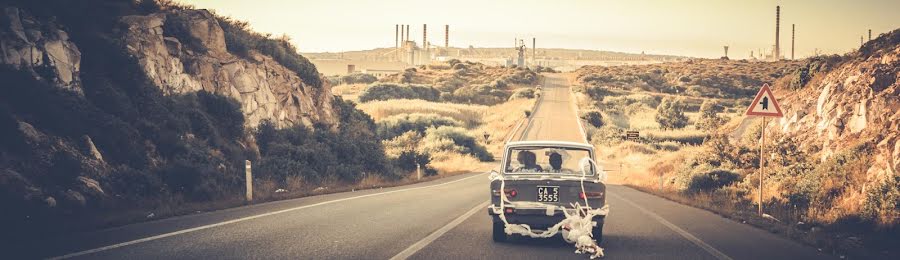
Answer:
[{"left": 488, "top": 141, "right": 608, "bottom": 243}]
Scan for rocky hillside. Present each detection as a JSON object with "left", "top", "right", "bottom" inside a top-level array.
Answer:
[
  {"left": 119, "top": 9, "right": 336, "bottom": 127},
  {"left": 771, "top": 29, "right": 899, "bottom": 226},
  {"left": 0, "top": 1, "right": 394, "bottom": 250},
  {"left": 2, "top": 6, "right": 336, "bottom": 128}
]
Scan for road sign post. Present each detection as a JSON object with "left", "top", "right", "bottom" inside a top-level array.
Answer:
[{"left": 745, "top": 84, "right": 783, "bottom": 216}]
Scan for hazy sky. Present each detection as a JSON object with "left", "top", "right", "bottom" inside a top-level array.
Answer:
[{"left": 178, "top": 0, "right": 899, "bottom": 58}]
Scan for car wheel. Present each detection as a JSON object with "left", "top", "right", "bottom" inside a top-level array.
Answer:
[
  {"left": 592, "top": 216, "right": 604, "bottom": 244},
  {"left": 492, "top": 221, "right": 507, "bottom": 242}
]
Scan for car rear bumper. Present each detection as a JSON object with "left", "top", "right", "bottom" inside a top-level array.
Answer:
[{"left": 487, "top": 204, "right": 608, "bottom": 229}]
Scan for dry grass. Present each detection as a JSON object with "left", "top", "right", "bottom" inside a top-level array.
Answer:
[
  {"left": 358, "top": 99, "right": 487, "bottom": 127},
  {"left": 331, "top": 83, "right": 368, "bottom": 101}
]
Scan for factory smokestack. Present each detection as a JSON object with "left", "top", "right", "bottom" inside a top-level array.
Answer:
[
  {"left": 775, "top": 6, "right": 780, "bottom": 60},
  {"left": 395, "top": 24, "right": 399, "bottom": 49},
  {"left": 869, "top": 29, "right": 872, "bottom": 41},
  {"left": 532, "top": 38, "right": 535, "bottom": 67},
  {"left": 445, "top": 25, "right": 449, "bottom": 48},
  {"left": 423, "top": 24, "right": 427, "bottom": 49},
  {"left": 405, "top": 25, "right": 409, "bottom": 43},
  {"left": 791, "top": 24, "right": 795, "bottom": 60}
]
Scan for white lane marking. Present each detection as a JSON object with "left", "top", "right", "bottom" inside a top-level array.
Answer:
[
  {"left": 390, "top": 200, "right": 490, "bottom": 260},
  {"left": 48, "top": 173, "right": 487, "bottom": 260},
  {"left": 610, "top": 192, "right": 734, "bottom": 260}
]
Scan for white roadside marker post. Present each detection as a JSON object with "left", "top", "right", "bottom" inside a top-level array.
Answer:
[
  {"left": 744, "top": 83, "right": 783, "bottom": 217},
  {"left": 245, "top": 160, "right": 253, "bottom": 202},
  {"left": 416, "top": 163, "right": 422, "bottom": 181}
]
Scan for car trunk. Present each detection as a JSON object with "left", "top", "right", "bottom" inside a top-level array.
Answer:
[{"left": 490, "top": 177, "right": 606, "bottom": 210}]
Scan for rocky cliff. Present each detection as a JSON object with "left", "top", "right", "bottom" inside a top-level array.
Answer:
[
  {"left": 117, "top": 9, "right": 336, "bottom": 128},
  {"left": 776, "top": 30, "right": 899, "bottom": 197},
  {"left": 0, "top": 7, "right": 81, "bottom": 93},
  {"left": 1, "top": 7, "right": 336, "bottom": 128}
]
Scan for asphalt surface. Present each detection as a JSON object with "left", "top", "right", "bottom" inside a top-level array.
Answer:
[{"left": 35, "top": 75, "right": 833, "bottom": 260}]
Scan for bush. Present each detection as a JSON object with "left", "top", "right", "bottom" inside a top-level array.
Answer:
[
  {"left": 655, "top": 98, "right": 689, "bottom": 129},
  {"left": 508, "top": 88, "right": 535, "bottom": 100},
  {"left": 582, "top": 110, "right": 604, "bottom": 128},
  {"left": 341, "top": 73, "right": 377, "bottom": 84},
  {"left": 358, "top": 83, "right": 440, "bottom": 102},
  {"left": 695, "top": 101, "right": 726, "bottom": 131},
  {"left": 420, "top": 126, "right": 493, "bottom": 161},
  {"left": 217, "top": 16, "right": 322, "bottom": 88},
  {"left": 686, "top": 169, "right": 741, "bottom": 194},
  {"left": 255, "top": 99, "right": 395, "bottom": 184},
  {"left": 375, "top": 113, "right": 461, "bottom": 140}
]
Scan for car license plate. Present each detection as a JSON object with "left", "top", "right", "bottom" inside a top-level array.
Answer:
[{"left": 537, "top": 186, "right": 559, "bottom": 202}]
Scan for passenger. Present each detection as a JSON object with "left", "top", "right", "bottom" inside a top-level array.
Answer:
[
  {"left": 548, "top": 152, "right": 563, "bottom": 172},
  {"left": 515, "top": 150, "right": 543, "bottom": 172}
]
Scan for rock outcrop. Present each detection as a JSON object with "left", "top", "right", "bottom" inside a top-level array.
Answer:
[
  {"left": 118, "top": 9, "right": 337, "bottom": 128},
  {"left": 0, "top": 7, "right": 81, "bottom": 93},
  {"left": 777, "top": 36, "right": 900, "bottom": 183}
]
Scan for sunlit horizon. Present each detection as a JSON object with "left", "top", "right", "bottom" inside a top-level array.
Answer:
[{"left": 177, "top": 0, "right": 899, "bottom": 58}]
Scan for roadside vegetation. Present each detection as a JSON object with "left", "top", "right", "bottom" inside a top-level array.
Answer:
[
  {"left": 331, "top": 60, "right": 541, "bottom": 173},
  {"left": 575, "top": 30, "right": 900, "bottom": 258},
  {"left": 0, "top": 0, "right": 456, "bottom": 248}
]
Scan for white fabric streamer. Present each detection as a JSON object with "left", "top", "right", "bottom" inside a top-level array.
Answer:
[{"left": 489, "top": 157, "right": 608, "bottom": 259}]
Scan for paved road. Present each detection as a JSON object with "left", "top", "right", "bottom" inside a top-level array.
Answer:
[{"left": 33, "top": 75, "right": 832, "bottom": 260}]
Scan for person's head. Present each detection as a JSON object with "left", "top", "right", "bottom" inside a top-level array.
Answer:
[
  {"left": 516, "top": 151, "right": 529, "bottom": 165},
  {"left": 517, "top": 150, "right": 537, "bottom": 167},
  {"left": 549, "top": 152, "right": 562, "bottom": 170}
]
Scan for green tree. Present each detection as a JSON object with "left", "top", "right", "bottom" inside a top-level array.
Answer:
[
  {"left": 655, "top": 98, "right": 689, "bottom": 129},
  {"left": 696, "top": 101, "right": 727, "bottom": 130}
]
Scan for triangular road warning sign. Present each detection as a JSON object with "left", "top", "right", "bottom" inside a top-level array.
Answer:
[{"left": 745, "top": 84, "right": 783, "bottom": 117}]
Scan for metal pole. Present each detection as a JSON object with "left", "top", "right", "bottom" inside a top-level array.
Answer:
[
  {"left": 245, "top": 160, "right": 253, "bottom": 202},
  {"left": 758, "top": 117, "right": 766, "bottom": 216},
  {"left": 416, "top": 163, "right": 422, "bottom": 180}
]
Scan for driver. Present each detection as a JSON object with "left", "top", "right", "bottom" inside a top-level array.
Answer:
[{"left": 516, "top": 150, "right": 543, "bottom": 172}]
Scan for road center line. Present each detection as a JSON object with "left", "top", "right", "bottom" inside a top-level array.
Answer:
[
  {"left": 48, "top": 173, "right": 487, "bottom": 260},
  {"left": 610, "top": 192, "right": 734, "bottom": 260},
  {"left": 390, "top": 200, "right": 490, "bottom": 260}
]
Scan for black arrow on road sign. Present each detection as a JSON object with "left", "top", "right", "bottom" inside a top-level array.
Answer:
[{"left": 760, "top": 97, "right": 769, "bottom": 110}]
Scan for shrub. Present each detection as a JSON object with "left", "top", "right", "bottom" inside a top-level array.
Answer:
[
  {"left": 655, "top": 97, "right": 689, "bottom": 129},
  {"left": 582, "top": 110, "right": 604, "bottom": 128},
  {"left": 421, "top": 126, "right": 493, "bottom": 161},
  {"left": 216, "top": 16, "right": 322, "bottom": 88},
  {"left": 686, "top": 169, "right": 741, "bottom": 194},
  {"left": 695, "top": 101, "right": 727, "bottom": 131},
  {"left": 341, "top": 73, "right": 377, "bottom": 84},
  {"left": 358, "top": 83, "right": 440, "bottom": 102},
  {"left": 375, "top": 113, "right": 461, "bottom": 140},
  {"left": 508, "top": 88, "right": 535, "bottom": 100}
]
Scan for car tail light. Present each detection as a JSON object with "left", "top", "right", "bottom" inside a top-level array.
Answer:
[
  {"left": 492, "top": 189, "right": 517, "bottom": 198},
  {"left": 504, "top": 208, "right": 515, "bottom": 214},
  {"left": 580, "top": 191, "right": 604, "bottom": 199}
]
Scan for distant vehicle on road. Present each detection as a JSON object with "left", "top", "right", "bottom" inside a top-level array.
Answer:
[{"left": 488, "top": 141, "right": 607, "bottom": 243}]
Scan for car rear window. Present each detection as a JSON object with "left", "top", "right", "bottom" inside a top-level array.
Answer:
[{"left": 504, "top": 146, "right": 595, "bottom": 175}]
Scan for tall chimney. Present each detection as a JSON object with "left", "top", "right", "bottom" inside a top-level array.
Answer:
[
  {"left": 532, "top": 38, "right": 536, "bottom": 66},
  {"left": 869, "top": 29, "right": 872, "bottom": 41},
  {"left": 423, "top": 24, "right": 427, "bottom": 49},
  {"left": 775, "top": 6, "right": 780, "bottom": 60},
  {"left": 445, "top": 25, "right": 449, "bottom": 48},
  {"left": 395, "top": 24, "right": 399, "bottom": 49},
  {"left": 405, "top": 25, "right": 410, "bottom": 43},
  {"left": 791, "top": 24, "right": 795, "bottom": 60}
]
